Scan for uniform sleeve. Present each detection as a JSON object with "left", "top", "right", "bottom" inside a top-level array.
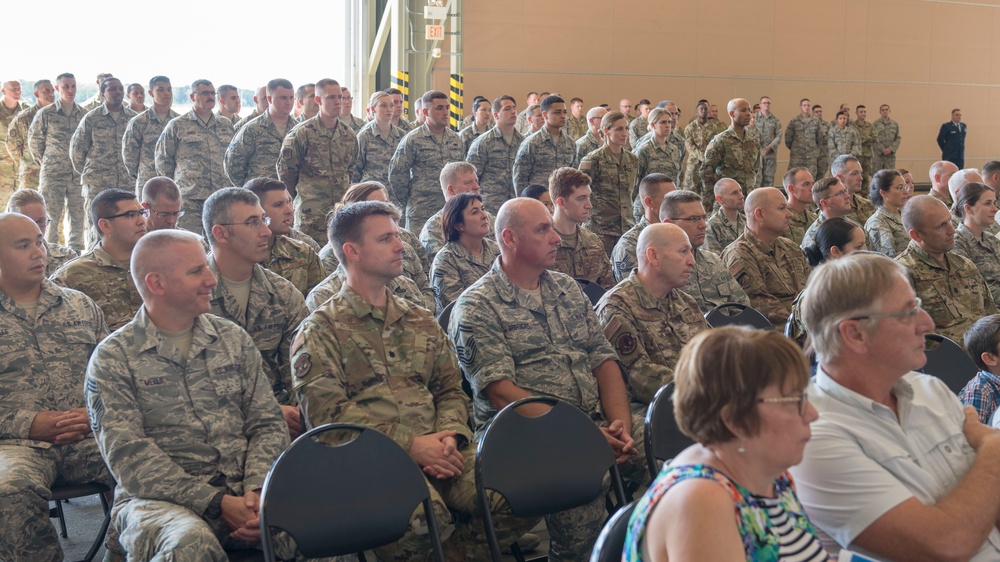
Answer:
[
  {"left": 784, "top": 120, "right": 795, "bottom": 150},
  {"left": 511, "top": 138, "right": 532, "bottom": 194},
  {"left": 700, "top": 137, "right": 722, "bottom": 193},
  {"left": 723, "top": 247, "right": 787, "bottom": 325},
  {"left": 27, "top": 110, "right": 46, "bottom": 163},
  {"left": 276, "top": 129, "right": 301, "bottom": 194},
  {"left": 85, "top": 341, "right": 220, "bottom": 515},
  {"left": 827, "top": 128, "right": 836, "bottom": 154},
  {"left": 303, "top": 251, "right": 325, "bottom": 296},
  {"left": 154, "top": 122, "right": 177, "bottom": 178},
  {"left": 387, "top": 138, "right": 414, "bottom": 208},
  {"left": 891, "top": 124, "right": 901, "bottom": 152},
  {"left": 351, "top": 132, "right": 366, "bottom": 183},
  {"left": 278, "top": 287, "right": 309, "bottom": 407},
  {"left": 428, "top": 327, "right": 473, "bottom": 443},
  {"left": 465, "top": 136, "right": 486, "bottom": 181},
  {"left": 69, "top": 117, "right": 90, "bottom": 177},
  {"left": 448, "top": 292, "right": 518, "bottom": 401},
  {"left": 430, "top": 249, "right": 465, "bottom": 311},
  {"left": 768, "top": 118, "right": 782, "bottom": 152},
  {"left": 223, "top": 124, "right": 252, "bottom": 187},
  {"left": 121, "top": 117, "right": 141, "bottom": 183},
  {"left": 238, "top": 335, "right": 291, "bottom": 491},
  {"left": 597, "top": 301, "right": 670, "bottom": 405}
]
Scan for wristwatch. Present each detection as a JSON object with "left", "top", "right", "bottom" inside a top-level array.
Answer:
[{"left": 204, "top": 492, "right": 225, "bottom": 520}]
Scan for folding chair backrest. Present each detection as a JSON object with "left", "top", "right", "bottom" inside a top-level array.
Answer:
[
  {"left": 590, "top": 500, "right": 639, "bottom": 562},
  {"left": 437, "top": 300, "right": 457, "bottom": 331},
  {"left": 576, "top": 278, "right": 607, "bottom": 307},
  {"left": 704, "top": 302, "right": 772, "bottom": 330},
  {"left": 644, "top": 382, "right": 694, "bottom": 479},
  {"left": 921, "top": 333, "right": 979, "bottom": 394}
]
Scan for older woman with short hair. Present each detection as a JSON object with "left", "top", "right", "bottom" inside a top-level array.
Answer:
[
  {"left": 430, "top": 191, "right": 499, "bottom": 310},
  {"left": 623, "top": 326, "right": 829, "bottom": 561}
]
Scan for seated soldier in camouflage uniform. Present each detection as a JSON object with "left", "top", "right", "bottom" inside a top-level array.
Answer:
[
  {"left": 549, "top": 167, "right": 616, "bottom": 289},
  {"left": 292, "top": 201, "right": 532, "bottom": 561},
  {"left": 801, "top": 176, "right": 873, "bottom": 251},
  {"left": 865, "top": 169, "right": 912, "bottom": 258},
  {"left": 430, "top": 192, "right": 500, "bottom": 310},
  {"left": 660, "top": 190, "right": 750, "bottom": 313},
  {"left": 202, "top": 187, "right": 308, "bottom": 439},
  {"left": 782, "top": 167, "right": 818, "bottom": 246},
  {"left": 50, "top": 188, "right": 145, "bottom": 331},
  {"left": 0, "top": 212, "right": 112, "bottom": 561},
  {"left": 722, "top": 187, "right": 811, "bottom": 326},
  {"left": 85, "top": 230, "right": 293, "bottom": 560},
  {"left": 612, "top": 173, "right": 674, "bottom": 282},
  {"left": 831, "top": 154, "right": 877, "bottom": 227},
  {"left": 704, "top": 178, "right": 746, "bottom": 254},
  {"left": 449, "top": 198, "right": 645, "bottom": 562},
  {"left": 953, "top": 183, "right": 1000, "bottom": 305},
  {"left": 5, "top": 188, "right": 77, "bottom": 276},
  {"left": 596, "top": 223, "right": 709, "bottom": 412},
  {"left": 896, "top": 195, "right": 998, "bottom": 346}
]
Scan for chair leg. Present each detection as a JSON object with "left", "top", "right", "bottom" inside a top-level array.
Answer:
[
  {"left": 83, "top": 505, "right": 111, "bottom": 562},
  {"left": 509, "top": 541, "right": 525, "bottom": 562},
  {"left": 54, "top": 500, "right": 68, "bottom": 538}
]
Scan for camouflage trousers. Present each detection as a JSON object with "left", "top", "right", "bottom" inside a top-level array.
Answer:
[
  {"left": 0, "top": 440, "right": 112, "bottom": 562},
  {"left": 759, "top": 154, "right": 777, "bottom": 188},
  {"left": 83, "top": 184, "right": 113, "bottom": 250},
  {"left": 858, "top": 156, "right": 873, "bottom": 193},
  {"left": 789, "top": 153, "right": 821, "bottom": 182},
  {"left": 294, "top": 197, "right": 332, "bottom": 248},
  {"left": 0, "top": 161, "right": 17, "bottom": 211},
  {"left": 179, "top": 198, "right": 206, "bottom": 236},
  {"left": 40, "top": 177, "right": 86, "bottom": 251},
  {"left": 375, "top": 444, "right": 537, "bottom": 562},
  {"left": 18, "top": 160, "right": 40, "bottom": 191},
  {"left": 872, "top": 153, "right": 897, "bottom": 173},
  {"left": 816, "top": 155, "right": 829, "bottom": 180}
]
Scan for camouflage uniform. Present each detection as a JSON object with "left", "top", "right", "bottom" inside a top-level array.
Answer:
[
  {"left": 567, "top": 115, "right": 588, "bottom": 141},
  {"left": 50, "top": 244, "right": 143, "bottom": 332},
  {"left": 70, "top": 104, "right": 138, "bottom": 247},
  {"left": 459, "top": 123, "right": 490, "bottom": 155},
  {"left": 28, "top": 100, "right": 86, "bottom": 250},
  {"left": 721, "top": 229, "right": 812, "bottom": 326},
  {"left": 155, "top": 111, "right": 235, "bottom": 234},
  {"left": 669, "top": 131, "right": 688, "bottom": 188},
  {"left": 787, "top": 206, "right": 818, "bottom": 247},
  {"left": 512, "top": 128, "right": 579, "bottom": 195},
  {"left": 873, "top": 117, "right": 901, "bottom": 172},
  {"left": 5, "top": 103, "right": 41, "bottom": 190},
  {"left": 953, "top": 224, "right": 1000, "bottom": 305},
  {"left": 207, "top": 256, "right": 307, "bottom": 405},
  {"left": 632, "top": 137, "right": 681, "bottom": 223},
  {"left": 342, "top": 114, "right": 366, "bottom": 134},
  {"left": 553, "top": 225, "right": 617, "bottom": 290},
  {"left": 865, "top": 206, "right": 910, "bottom": 258},
  {"left": 276, "top": 116, "right": 358, "bottom": 245},
  {"left": 627, "top": 116, "right": 648, "bottom": 149},
  {"left": 930, "top": 188, "right": 954, "bottom": 208},
  {"left": 466, "top": 126, "right": 524, "bottom": 214},
  {"left": 0, "top": 100, "right": 28, "bottom": 204},
  {"left": 704, "top": 209, "right": 746, "bottom": 255},
  {"left": 580, "top": 145, "right": 639, "bottom": 254},
  {"left": 611, "top": 217, "right": 649, "bottom": 283},
  {"left": 288, "top": 227, "right": 321, "bottom": 254},
  {"left": 596, "top": 271, "right": 709, "bottom": 406},
  {"left": 683, "top": 119, "right": 717, "bottom": 205},
  {"left": 260, "top": 234, "right": 325, "bottom": 298},
  {"left": 816, "top": 118, "right": 831, "bottom": 177},
  {"left": 232, "top": 111, "right": 261, "bottom": 133},
  {"left": 0, "top": 280, "right": 111, "bottom": 562},
  {"left": 122, "top": 108, "right": 179, "bottom": 193},
  {"left": 224, "top": 113, "right": 293, "bottom": 187},
  {"left": 895, "top": 241, "right": 998, "bottom": 345},
  {"left": 448, "top": 261, "right": 645, "bottom": 562},
  {"left": 575, "top": 131, "right": 601, "bottom": 163},
  {"left": 291, "top": 284, "right": 531, "bottom": 562},
  {"left": 352, "top": 120, "right": 404, "bottom": 187},
  {"left": 683, "top": 247, "right": 751, "bottom": 313},
  {"left": 514, "top": 108, "right": 532, "bottom": 136},
  {"left": 387, "top": 124, "right": 465, "bottom": 234},
  {"left": 84, "top": 307, "right": 290, "bottom": 560},
  {"left": 828, "top": 126, "right": 861, "bottom": 161},
  {"left": 306, "top": 264, "right": 430, "bottom": 312},
  {"left": 784, "top": 115, "right": 823, "bottom": 180},
  {"left": 321, "top": 229, "right": 433, "bottom": 308},
  {"left": 45, "top": 242, "right": 78, "bottom": 277},
  {"left": 419, "top": 208, "right": 496, "bottom": 264},
  {"left": 851, "top": 120, "right": 878, "bottom": 188},
  {"left": 800, "top": 211, "right": 872, "bottom": 252},
  {"left": 850, "top": 193, "right": 877, "bottom": 226},
  {"left": 701, "top": 126, "right": 762, "bottom": 197},
  {"left": 79, "top": 95, "right": 103, "bottom": 113},
  {"left": 430, "top": 238, "right": 500, "bottom": 310},
  {"left": 754, "top": 112, "right": 782, "bottom": 187}
]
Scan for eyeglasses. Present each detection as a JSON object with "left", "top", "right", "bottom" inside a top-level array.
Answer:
[
  {"left": 148, "top": 208, "right": 185, "bottom": 219},
  {"left": 823, "top": 188, "right": 849, "bottom": 201},
  {"left": 670, "top": 214, "right": 708, "bottom": 223},
  {"left": 195, "top": 90, "right": 217, "bottom": 97},
  {"left": 103, "top": 209, "right": 150, "bottom": 221},
  {"left": 892, "top": 185, "right": 913, "bottom": 192},
  {"left": 757, "top": 390, "right": 810, "bottom": 417},
  {"left": 34, "top": 218, "right": 52, "bottom": 229},
  {"left": 850, "top": 297, "right": 923, "bottom": 323},
  {"left": 217, "top": 216, "right": 271, "bottom": 230}
]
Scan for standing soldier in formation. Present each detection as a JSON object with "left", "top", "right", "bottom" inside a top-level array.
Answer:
[
  {"left": 277, "top": 78, "right": 358, "bottom": 245},
  {"left": 873, "top": 104, "right": 901, "bottom": 172},
  {"left": 293, "top": 83, "right": 317, "bottom": 122},
  {"left": 627, "top": 99, "right": 652, "bottom": 149},
  {"left": 155, "top": 79, "right": 235, "bottom": 235},
  {"left": 575, "top": 106, "right": 606, "bottom": 162},
  {"left": 567, "top": 97, "right": 588, "bottom": 140},
  {"left": 851, "top": 105, "right": 878, "bottom": 189},
  {"left": 515, "top": 91, "right": 540, "bottom": 134},
  {"left": 339, "top": 87, "right": 366, "bottom": 133},
  {"left": 701, "top": 98, "right": 761, "bottom": 197},
  {"left": 466, "top": 95, "right": 524, "bottom": 214},
  {"left": 216, "top": 84, "right": 241, "bottom": 125},
  {"left": 580, "top": 111, "right": 639, "bottom": 255},
  {"left": 233, "top": 86, "right": 267, "bottom": 132},
  {"left": 632, "top": 108, "right": 681, "bottom": 221},
  {"left": 754, "top": 96, "right": 782, "bottom": 187},
  {"left": 29, "top": 73, "right": 86, "bottom": 251},
  {"left": 459, "top": 97, "right": 493, "bottom": 155},
  {"left": 683, "top": 101, "right": 715, "bottom": 207},
  {"left": 79, "top": 73, "right": 111, "bottom": 112},
  {"left": 5, "top": 80, "right": 54, "bottom": 191},
  {"left": 388, "top": 89, "right": 465, "bottom": 234},
  {"left": 812, "top": 105, "right": 830, "bottom": 176},
  {"left": 385, "top": 87, "right": 413, "bottom": 134},
  {"left": 0, "top": 80, "right": 28, "bottom": 205},
  {"left": 785, "top": 98, "right": 822, "bottom": 180},
  {"left": 224, "top": 78, "right": 295, "bottom": 187},
  {"left": 122, "top": 76, "right": 178, "bottom": 194},
  {"left": 70, "top": 77, "right": 138, "bottom": 248},
  {"left": 512, "top": 95, "right": 579, "bottom": 194},
  {"left": 353, "top": 91, "right": 404, "bottom": 186},
  {"left": 828, "top": 111, "right": 861, "bottom": 161}
]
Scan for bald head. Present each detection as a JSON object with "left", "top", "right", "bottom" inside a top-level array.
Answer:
[
  {"left": 636, "top": 223, "right": 686, "bottom": 268},
  {"left": 495, "top": 197, "right": 542, "bottom": 248},
  {"left": 130, "top": 229, "right": 205, "bottom": 298},
  {"left": 901, "top": 194, "right": 948, "bottom": 233},
  {"left": 745, "top": 187, "right": 782, "bottom": 219},
  {"left": 714, "top": 178, "right": 740, "bottom": 197},
  {"left": 0, "top": 212, "right": 41, "bottom": 243},
  {"left": 930, "top": 160, "right": 959, "bottom": 193}
]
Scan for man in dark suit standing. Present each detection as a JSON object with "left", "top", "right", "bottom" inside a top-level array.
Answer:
[{"left": 937, "top": 108, "right": 967, "bottom": 169}]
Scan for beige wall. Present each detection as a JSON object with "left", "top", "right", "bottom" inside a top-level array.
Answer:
[{"left": 453, "top": 0, "right": 1000, "bottom": 183}]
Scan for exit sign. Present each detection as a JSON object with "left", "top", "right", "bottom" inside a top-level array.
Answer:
[{"left": 426, "top": 25, "right": 445, "bottom": 40}]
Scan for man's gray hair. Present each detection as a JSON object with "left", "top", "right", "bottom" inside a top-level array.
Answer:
[{"left": 202, "top": 187, "right": 260, "bottom": 246}]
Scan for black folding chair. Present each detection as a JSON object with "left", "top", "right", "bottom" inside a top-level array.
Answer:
[
  {"left": 436, "top": 300, "right": 457, "bottom": 331},
  {"left": 50, "top": 482, "right": 112, "bottom": 562},
  {"left": 476, "top": 397, "right": 629, "bottom": 562},
  {"left": 576, "top": 278, "right": 607, "bottom": 307},
  {"left": 590, "top": 500, "right": 639, "bottom": 562},
  {"left": 704, "top": 302, "right": 772, "bottom": 330},
  {"left": 920, "top": 333, "right": 979, "bottom": 394},
  {"left": 259, "top": 424, "right": 445, "bottom": 562},
  {"left": 644, "top": 382, "right": 694, "bottom": 479}
]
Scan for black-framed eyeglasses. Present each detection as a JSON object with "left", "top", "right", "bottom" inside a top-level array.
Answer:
[
  {"left": 757, "top": 390, "right": 809, "bottom": 417},
  {"left": 670, "top": 214, "right": 708, "bottom": 223},
  {"left": 850, "top": 297, "right": 923, "bottom": 323},
  {"left": 148, "top": 208, "right": 185, "bottom": 219},
  {"left": 103, "top": 209, "right": 149, "bottom": 221},
  {"left": 34, "top": 218, "right": 52, "bottom": 229},
  {"left": 217, "top": 216, "right": 271, "bottom": 230}
]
